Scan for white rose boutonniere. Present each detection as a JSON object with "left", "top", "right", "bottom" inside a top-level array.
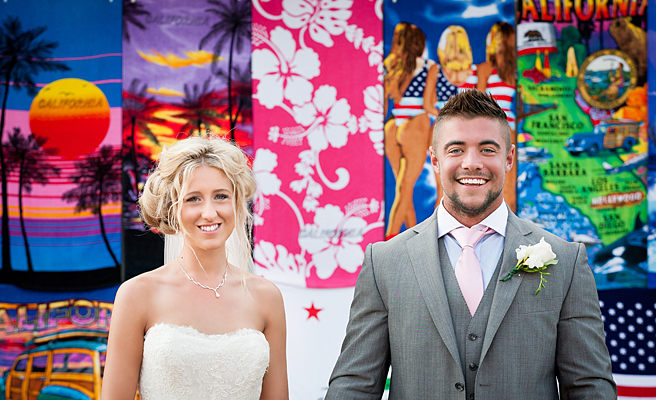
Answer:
[{"left": 500, "top": 238, "right": 558, "bottom": 295}]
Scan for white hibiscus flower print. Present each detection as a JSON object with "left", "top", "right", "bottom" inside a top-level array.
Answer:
[
  {"left": 293, "top": 85, "right": 356, "bottom": 151},
  {"left": 252, "top": 149, "right": 281, "bottom": 226},
  {"left": 282, "top": 0, "right": 353, "bottom": 47},
  {"left": 252, "top": 26, "right": 320, "bottom": 108},
  {"left": 253, "top": 148, "right": 282, "bottom": 196},
  {"left": 298, "top": 204, "right": 366, "bottom": 279},
  {"left": 254, "top": 240, "right": 307, "bottom": 287},
  {"left": 358, "top": 84, "right": 384, "bottom": 155}
]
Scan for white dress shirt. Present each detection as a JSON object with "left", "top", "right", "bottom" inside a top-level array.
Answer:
[{"left": 437, "top": 201, "right": 508, "bottom": 289}]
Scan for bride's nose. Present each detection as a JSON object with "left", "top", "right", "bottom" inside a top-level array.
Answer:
[{"left": 201, "top": 200, "right": 218, "bottom": 219}]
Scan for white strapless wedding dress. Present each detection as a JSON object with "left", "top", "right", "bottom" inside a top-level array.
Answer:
[{"left": 139, "top": 323, "right": 270, "bottom": 400}]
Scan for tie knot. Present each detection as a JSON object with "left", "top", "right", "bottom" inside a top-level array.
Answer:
[{"left": 451, "top": 226, "right": 490, "bottom": 248}]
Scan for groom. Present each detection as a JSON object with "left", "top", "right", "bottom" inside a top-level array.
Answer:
[{"left": 325, "top": 90, "right": 616, "bottom": 399}]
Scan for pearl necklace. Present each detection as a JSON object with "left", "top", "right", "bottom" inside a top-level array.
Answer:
[{"left": 176, "top": 259, "right": 228, "bottom": 298}]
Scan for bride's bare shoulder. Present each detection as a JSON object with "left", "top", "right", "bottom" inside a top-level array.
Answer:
[
  {"left": 115, "top": 263, "right": 175, "bottom": 304},
  {"left": 243, "top": 272, "right": 284, "bottom": 306}
]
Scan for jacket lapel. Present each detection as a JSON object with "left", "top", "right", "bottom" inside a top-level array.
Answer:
[
  {"left": 407, "top": 212, "right": 462, "bottom": 371},
  {"left": 479, "top": 210, "right": 532, "bottom": 362}
]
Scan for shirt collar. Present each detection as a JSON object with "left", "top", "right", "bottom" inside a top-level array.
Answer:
[{"left": 437, "top": 199, "right": 508, "bottom": 239}]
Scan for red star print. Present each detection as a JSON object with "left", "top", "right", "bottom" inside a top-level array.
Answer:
[{"left": 304, "top": 303, "right": 322, "bottom": 320}]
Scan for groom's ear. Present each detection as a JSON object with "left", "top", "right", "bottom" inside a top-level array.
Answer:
[
  {"left": 505, "top": 144, "right": 515, "bottom": 173},
  {"left": 430, "top": 146, "right": 440, "bottom": 174}
]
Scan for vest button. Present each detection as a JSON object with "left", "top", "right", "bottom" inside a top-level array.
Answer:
[
  {"left": 468, "top": 333, "right": 478, "bottom": 341},
  {"left": 455, "top": 382, "right": 464, "bottom": 391},
  {"left": 470, "top": 394, "right": 475, "bottom": 400},
  {"left": 469, "top": 362, "right": 478, "bottom": 371}
]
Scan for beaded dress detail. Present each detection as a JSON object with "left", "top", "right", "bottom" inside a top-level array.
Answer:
[{"left": 139, "top": 323, "right": 270, "bottom": 400}]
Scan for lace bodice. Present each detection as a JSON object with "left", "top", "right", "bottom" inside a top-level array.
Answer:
[{"left": 139, "top": 323, "right": 270, "bottom": 400}]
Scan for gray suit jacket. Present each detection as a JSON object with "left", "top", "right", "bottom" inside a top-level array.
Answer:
[{"left": 326, "top": 209, "right": 616, "bottom": 399}]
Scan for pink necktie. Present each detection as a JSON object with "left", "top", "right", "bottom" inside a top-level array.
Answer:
[{"left": 451, "top": 226, "right": 490, "bottom": 316}]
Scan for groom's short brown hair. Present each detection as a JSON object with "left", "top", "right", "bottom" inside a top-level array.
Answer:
[{"left": 432, "top": 89, "right": 511, "bottom": 153}]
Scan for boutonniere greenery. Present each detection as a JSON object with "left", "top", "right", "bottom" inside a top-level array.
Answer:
[{"left": 500, "top": 238, "right": 558, "bottom": 295}]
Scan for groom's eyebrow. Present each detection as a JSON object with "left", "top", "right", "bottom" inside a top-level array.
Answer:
[
  {"left": 479, "top": 140, "right": 501, "bottom": 149},
  {"left": 442, "top": 140, "right": 501, "bottom": 149},
  {"left": 443, "top": 140, "right": 465, "bottom": 149}
]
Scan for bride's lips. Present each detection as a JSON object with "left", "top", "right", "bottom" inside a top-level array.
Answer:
[{"left": 198, "top": 223, "right": 221, "bottom": 233}]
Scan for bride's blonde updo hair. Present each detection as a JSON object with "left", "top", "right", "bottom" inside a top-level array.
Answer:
[{"left": 139, "top": 136, "right": 256, "bottom": 271}]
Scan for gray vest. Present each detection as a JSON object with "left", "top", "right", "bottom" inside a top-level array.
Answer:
[{"left": 438, "top": 238, "right": 503, "bottom": 398}]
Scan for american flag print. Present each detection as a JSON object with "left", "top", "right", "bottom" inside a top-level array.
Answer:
[{"left": 599, "top": 290, "right": 656, "bottom": 399}]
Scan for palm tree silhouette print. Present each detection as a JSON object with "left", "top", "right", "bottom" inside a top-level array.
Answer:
[
  {"left": 62, "top": 146, "right": 121, "bottom": 268},
  {"left": 200, "top": 0, "right": 251, "bottom": 141},
  {"left": 0, "top": 16, "right": 69, "bottom": 273},
  {"left": 123, "top": 78, "right": 164, "bottom": 196},
  {"left": 123, "top": 0, "right": 151, "bottom": 43},
  {"left": 3, "top": 128, "right": 61, "bottom": 272},
  {"left": 176, "top": 77, "right": 223, "bottom": 138}
]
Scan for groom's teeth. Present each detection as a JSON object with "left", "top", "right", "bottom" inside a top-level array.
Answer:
[
  {"left": 199, "top": 224, "right": 219, "bottom": 232},
  {"left": 459, "top": 178, "right": 486, "bottom": 185}
]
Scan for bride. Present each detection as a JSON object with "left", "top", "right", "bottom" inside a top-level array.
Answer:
[{"left": 101, "top": 137, "right": 288, "bottom": 399}]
